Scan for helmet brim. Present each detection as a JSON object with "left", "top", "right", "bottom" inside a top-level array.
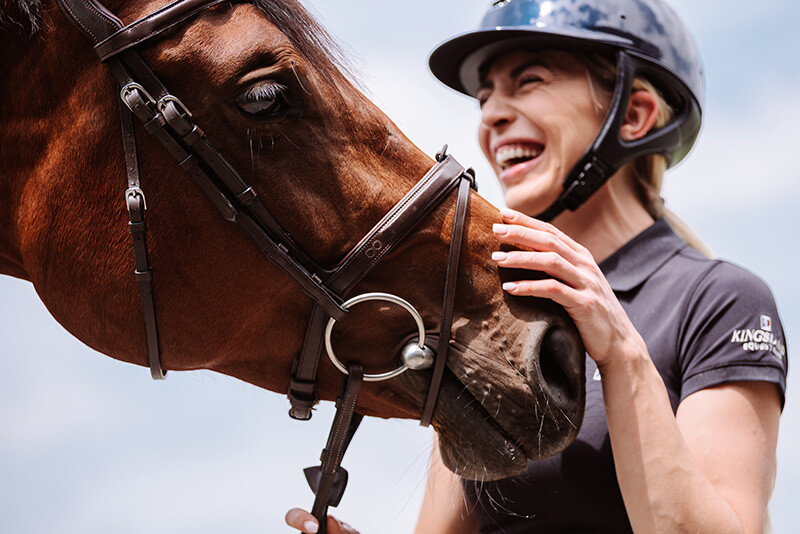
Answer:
[{"left": 429, "top": 26, "right": 633, "bottom": 97}]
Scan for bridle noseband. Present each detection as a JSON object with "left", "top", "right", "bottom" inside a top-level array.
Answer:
[{"left": 57, "top": 0, "right": 476, "bottom": 528}]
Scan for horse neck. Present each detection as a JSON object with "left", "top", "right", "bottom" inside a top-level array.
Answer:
[
  {"left": 0, "top": 11, "right": 117, "bottom": 280},
  {"left": 0, "top": 29, "right": 52, "bottom": 279}
]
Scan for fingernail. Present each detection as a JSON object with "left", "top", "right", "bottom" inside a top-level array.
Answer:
[
  {"left": 499, "top": 208, "right": 516, "bottom": 219},
  {"left": 303, "top": 520, "right": 319, "bottom": 533},
  {"left": 502, "top": 282, "right": 518, "bottom": 291},
  {"left": 492, "top": 251, "right": 507, "bottom": 261},
  {"left": 493, "top": 224, "right": 508, "bottom": 236}
]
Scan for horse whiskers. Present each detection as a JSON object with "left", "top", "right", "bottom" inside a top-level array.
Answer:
[
  {"left": 504, "top": 351, "right": 526, "bottom": 380},
  {"left": 279, "top": 132, "right": 301, "bottom": 151},
  {"left": 538, "top": 409, "right": 545, "bottom": 458},
  {"left": 248, "top": 129, "right": 255, "bottom": 177},
  {"left": 556, "top": 405, "right": 578, "bottom": 430},
  {"left": 289, "top": 59, "right": 311, "bottom": 95}
]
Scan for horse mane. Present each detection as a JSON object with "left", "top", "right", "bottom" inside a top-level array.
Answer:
[
  {"left": 0, "top": 0, "right": 43, "bottom": 39},
  {"left": 254, "top": 0, "right": 353, "bottom": 82},
  {"left": 1, "top": 0, "right": 352, "bottom": 81}
]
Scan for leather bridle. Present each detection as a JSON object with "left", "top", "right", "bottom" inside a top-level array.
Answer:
[{"left": 56, "top": 0, "right": 476, "bottom": 528}]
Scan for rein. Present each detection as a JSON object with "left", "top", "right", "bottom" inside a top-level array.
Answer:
[{"left": 56, "top": 0, "right": 476, "bottom": 528}]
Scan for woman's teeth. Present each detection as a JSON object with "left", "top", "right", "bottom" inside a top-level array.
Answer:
[{"left": 496, "top": 144, "right": 543, "bottom": 170}]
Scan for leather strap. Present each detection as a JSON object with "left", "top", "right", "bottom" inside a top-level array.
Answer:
[
  {"left": 120, "top": 99, "right": 166, "bottom": 379},
  {"left": 95, "top": 0, "right": 233, "bottom": 61},
  {"left": 420, "top": 174, "right": 474, "bottom": 426},
  {"left": 305, "top": 364, "right": 364, "bottom": 532},
  {"left": 57, "top": 0, "right": 122, "bottom": 42}
]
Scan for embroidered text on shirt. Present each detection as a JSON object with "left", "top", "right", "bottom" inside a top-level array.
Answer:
[{"left": 730, "top": 315, "right": 785, "bottom": 360}]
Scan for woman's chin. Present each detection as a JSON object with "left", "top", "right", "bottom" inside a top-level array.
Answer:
[{"left": 504, "top": 187, "right": 561, "bottom": 217}]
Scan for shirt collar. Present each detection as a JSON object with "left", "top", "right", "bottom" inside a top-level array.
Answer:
[{"left": 599, "top": 218, "right": 688, "bottom": 292}]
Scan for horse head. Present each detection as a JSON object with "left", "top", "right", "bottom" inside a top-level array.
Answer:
[{"left": 0, "top": 0, "right": 585, "bottom": 480}]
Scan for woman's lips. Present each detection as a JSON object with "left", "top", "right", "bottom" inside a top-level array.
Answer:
[
  {"left": 495, "top": 143, "right": 544, "bottom": 169},
  {"left": 493, "top": 141, "right": 545, "bottom": 183},
  {"left": 497, "top": 147, "right": 545, "bottom": 184}
]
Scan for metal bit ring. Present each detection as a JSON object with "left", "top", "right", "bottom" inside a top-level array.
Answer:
[{"left": 325, "top": 292, "right": 427, "bottom": 382}]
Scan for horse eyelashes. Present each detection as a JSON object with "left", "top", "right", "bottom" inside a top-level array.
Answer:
[{"left": 237, "top": 81, "right": 289, "bottom": 117}]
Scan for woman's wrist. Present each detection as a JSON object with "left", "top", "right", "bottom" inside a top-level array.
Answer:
[{"left": 595, "top": 332, "right": 651, "bottom": 382}]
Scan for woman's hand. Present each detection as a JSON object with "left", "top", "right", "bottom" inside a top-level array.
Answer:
[
  {"left": 285, "top": 508, "right": 360, "bottom": 534},
  {"left": 491, "top": 208, "right": 645, "bottom": 368}
]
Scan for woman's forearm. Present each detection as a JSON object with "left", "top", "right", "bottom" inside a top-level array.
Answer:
[{"left": 599, "top": 342, "right": 743, "bottom": 534}]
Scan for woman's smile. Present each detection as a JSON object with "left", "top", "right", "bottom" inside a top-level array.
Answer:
[
  {"left": 494, "top": 141, "right": 545, "bottom": 183},
  {"left": 478, "top": 50, "right": 606, "bottom": 214}
]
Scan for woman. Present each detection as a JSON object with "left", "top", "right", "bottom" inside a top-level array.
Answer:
[{"left": 288, "top": 0, "right": 787, "bottom": 532}]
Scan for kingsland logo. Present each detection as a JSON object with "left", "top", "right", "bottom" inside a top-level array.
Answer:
[
  {"left": 730, "top": 315, "right": 786, "bottom": 359},
  {"left": 730, "top": 329, "right": 781, "bottom": 344}
]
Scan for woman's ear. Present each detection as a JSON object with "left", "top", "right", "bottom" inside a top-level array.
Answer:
[{"left": 620, "top": 90, "right": 660, "bottom": 141}]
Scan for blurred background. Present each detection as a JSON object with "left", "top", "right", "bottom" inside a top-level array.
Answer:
[{"left": 1, "top": 1, "right": 797, "bottom": 532}]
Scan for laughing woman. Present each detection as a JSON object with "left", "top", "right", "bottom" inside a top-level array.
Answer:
[{"left": 287, "top": 0, "right": 788, "bottom": 532}]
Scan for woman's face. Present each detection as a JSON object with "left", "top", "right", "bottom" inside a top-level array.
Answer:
[{"left": 477, "top": 49, "right": 607, "bottom": 215}]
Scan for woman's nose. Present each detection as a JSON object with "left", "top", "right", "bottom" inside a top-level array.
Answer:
[{"left": 480, "top": 94, "right": 516, "bottom": 131}]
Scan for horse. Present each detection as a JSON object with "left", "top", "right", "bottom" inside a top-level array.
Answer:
[{"left": 0, "top": 0, "right": 585, "bottom": 505}]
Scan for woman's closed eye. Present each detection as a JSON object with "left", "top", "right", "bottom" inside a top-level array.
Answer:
[
  {"left": 516, "top": 72, "right": 544, "bottom": 90},
  {"left": 477, "top": 87, "right": 493, "bottom": 108}
]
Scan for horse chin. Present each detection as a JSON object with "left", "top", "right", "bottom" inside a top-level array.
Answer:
[
  {"left": 434, "top": 372, "right": 529, "bottom": 481},
  {"left": 420, "top": 320, "right": 586, "bottom": 482},
  {"left": 432, "top": 360, "right": 582, "bottom": 481}
]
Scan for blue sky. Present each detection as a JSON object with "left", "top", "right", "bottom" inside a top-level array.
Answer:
[{"left": 1, "top": 1, "right": 798, "bottom": 532}]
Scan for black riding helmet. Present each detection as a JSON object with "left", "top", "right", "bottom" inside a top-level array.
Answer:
[{"left": 429, "top": 0, "right": 704, "bottom": 221}]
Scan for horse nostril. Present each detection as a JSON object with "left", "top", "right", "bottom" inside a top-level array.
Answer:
[{"left": 537, "top": 326, "right": 584, "bottom": 406}]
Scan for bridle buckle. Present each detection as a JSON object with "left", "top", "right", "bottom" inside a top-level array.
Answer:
[
  {"left": 120, "top": 82, "right": 156, "bottom": 111},
  {"left": 158, "top": 95, "right": 193, "bottom": 118},
  {"left": 125, "top": 187, "right": 147, "bottom": 210}
]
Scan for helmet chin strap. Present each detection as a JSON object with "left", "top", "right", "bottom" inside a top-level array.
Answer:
[
  {"left": 535, "top": 51, "right": 695, "bottom": 223},
  {"left": 535, "top": 51, "right": 637, "bottom": 222}
]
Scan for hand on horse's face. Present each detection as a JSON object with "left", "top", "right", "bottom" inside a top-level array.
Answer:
[{"left": 285, "top": 508, "right": 360, "bottom": 534}]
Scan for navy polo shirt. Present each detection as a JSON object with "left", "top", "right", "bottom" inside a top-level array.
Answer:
[{"left": 464, "top": 218, "right": 788, "bottom": 533}]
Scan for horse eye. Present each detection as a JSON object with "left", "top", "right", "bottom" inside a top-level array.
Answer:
[{"left": 237, "top": 82, "right": 289, "bottom": 118}]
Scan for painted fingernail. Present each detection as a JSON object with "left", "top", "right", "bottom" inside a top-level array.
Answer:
[
  {"left": 493, "top": 224, "right": 508, "bottom": 235},
  {"left": 502, "top": 282, "right": 518, "bottom": 291},
  {"left": 303, "top": 520, "right": 319, "bottom": 533},
  {"left": 492, "top": 251, "right": 507, "bottom": 261}
]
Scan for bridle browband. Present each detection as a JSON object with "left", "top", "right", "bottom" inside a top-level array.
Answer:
[{"left": 57, "top": 0, "right": 476, "bottom": 528}]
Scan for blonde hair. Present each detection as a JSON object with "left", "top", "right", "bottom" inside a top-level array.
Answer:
[{"left": 582, "top": 52, "right": 713, "bottom": 258}]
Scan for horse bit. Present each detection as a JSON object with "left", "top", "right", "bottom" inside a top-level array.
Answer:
[{"left": 57, "top": 0, "right": 476, "bottom": 528}]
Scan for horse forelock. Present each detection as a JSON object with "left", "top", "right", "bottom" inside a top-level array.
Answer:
[{"left": 0, "top": 0, "right": 43, "bottom": 39}]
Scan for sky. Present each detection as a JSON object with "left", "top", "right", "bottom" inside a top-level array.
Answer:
[{"left": 1, "top": 1, "right": 799, "bottom": 532}]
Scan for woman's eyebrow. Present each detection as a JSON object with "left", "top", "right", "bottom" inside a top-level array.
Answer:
[
  {"left": 479, "top": 58, "right": 551, "bottom": 90},
  {"left": 510, "top": 59, "right": 551, "bottom": 79}
]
